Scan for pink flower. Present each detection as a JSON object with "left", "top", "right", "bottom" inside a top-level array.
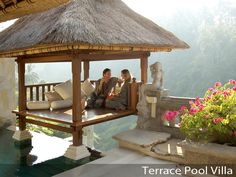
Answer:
[
  {"left": 223, "top": 91, "right": 230, "bottom": 98},
  {"left": 179, "top": 106, "right": 187, "bottom": 113},
  {"left": 198, "top": 104, "right": 205, "bottom": 111},
  {"left": 163, "top": 111, "right": 178, "bottom": 121},
  {"left": 212, "top": 117, "right": 223, "bottom": 124},
  {"left": 190, "top": 107, "right": 199, "bottom": 115},
  {"left": 208, "top": 88, "right": 214, "bottom": 92},
  {"left": 229, "top": 80, "right": 236, "bottom": 85},
  {"left": 189, "top": 100, "right": 195, "bottom": 107},
  {"left": 212, "top": 90, "right": 218, "bottom": 96},
  {"left": 233, "top": 86, "right": 236, "bottom": 91},
  {"left": 195, "top": 96, "right": 201, "bottom": 106},
  {"left": 206, "top": 96, "right": 211, "bottom": 100},
  {"left": 215, "top": 82, "right": 222, "bottom": 87},
  {"left": 214, "top": 82, "right": 222, "bottom": 87}
]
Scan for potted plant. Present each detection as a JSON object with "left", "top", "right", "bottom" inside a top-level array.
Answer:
[
  {"left": 163, "top": 80, "right": 236, "bottom": 165},
  {"left": 164, "top": 80, "right": 236, "bottom": 145}
]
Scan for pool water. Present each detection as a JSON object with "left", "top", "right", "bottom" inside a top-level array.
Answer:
[{"left": 0, "top": 127, "right": 97, "bottom": 177}]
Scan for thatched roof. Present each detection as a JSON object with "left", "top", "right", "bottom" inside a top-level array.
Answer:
[
  {"left": 0, "top": 0, "right": 189, "bottom": 57},
  {"left": 0, "top": 0, "right": 70, "bottom": 23}
]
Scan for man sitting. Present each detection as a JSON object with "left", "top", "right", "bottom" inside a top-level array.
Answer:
[{"left": 87, "top": 68, "right": 118, "bottom": 108}]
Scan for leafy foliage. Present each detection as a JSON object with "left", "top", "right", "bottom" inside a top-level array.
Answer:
[{"left": 166, "top": 81, "right": 236, "bottom": 145}]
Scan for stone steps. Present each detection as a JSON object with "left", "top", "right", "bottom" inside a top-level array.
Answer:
[
  {"left": 113, "top": 129, "right": 171, "bottom": 148},
  {"left": 151, "top": 139, "right": 183, "bottom": 157},
  {"left": 113, "top": 128, "right": 185, "bottom": 164}
]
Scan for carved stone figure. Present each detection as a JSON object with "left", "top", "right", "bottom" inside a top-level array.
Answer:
[{"left": 150, "top": 62, "right": 163, "bottom": 90}]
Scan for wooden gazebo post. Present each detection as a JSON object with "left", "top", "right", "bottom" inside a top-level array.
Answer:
[
  {"left": 12, "top": 58, "right": 32, "bottom": 142},
  {"left": 64, "top": 55, "right": 90, "bottom": 160},
  {"left": 83, "top": 61, "right": 90, "bottom": 80},
  {"left": 140, "top": 55, "right": 148, "bottom": 84}
]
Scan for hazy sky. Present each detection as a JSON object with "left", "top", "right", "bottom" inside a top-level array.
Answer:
[
  {"left": 123, "top": 0, "right": 218, "bottom": 20},
  {"left": 0, "top": 0, "right": 225, "bottom": 32}
]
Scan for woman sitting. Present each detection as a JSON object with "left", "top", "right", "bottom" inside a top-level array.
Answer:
[{"left": 105, "top": 69, "right": 132, "bottom": 110}]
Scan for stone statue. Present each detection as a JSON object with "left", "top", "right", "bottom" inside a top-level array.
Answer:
[{"left": 150, "top": 62, "right": 163, "bottom": 90}]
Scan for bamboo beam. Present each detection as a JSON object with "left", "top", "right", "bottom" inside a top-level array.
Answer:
[
  {"left": 20, "top": 55, "right": 73, "bottom": 63},
  {"left": 18, "top": 52, "right": 150, "bottom": 63},
  {"left": 140, "top": 56, "right": 148, "bottom": 83},
  {"left": 79, "top": 52, "right": 150, "bottom": 61},
  {"left": 17, "top": 58, "right": 27, "bottom": 131},
  {"left": 83, "top": 61, "right": 90, "bottom": 80},
  {"left": 0, "top": 43, "right": 172, "bottom": 58},
  {"left": 72, "top": 55, "right": 83, "bottom": 146}
]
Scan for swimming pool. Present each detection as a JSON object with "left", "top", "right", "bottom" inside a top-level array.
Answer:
[{"left": 0, "top": 127, "right": 97, "bottom": 177}]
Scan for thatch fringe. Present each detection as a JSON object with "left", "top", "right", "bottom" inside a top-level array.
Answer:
[{"left": 0, "top": 0, "right": 70, "bottom": 23}]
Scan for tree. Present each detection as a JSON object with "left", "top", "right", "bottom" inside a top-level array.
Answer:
[{"left": 25, "top": 64, "right": 39, "bottom": 85}]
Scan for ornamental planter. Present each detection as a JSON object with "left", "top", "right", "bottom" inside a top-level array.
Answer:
[
  {"left": 179, "top": 141, "right": 236, "bottom": 165},
  {"left": 179, "top": 141, "right": 236, "bottom": 177}
]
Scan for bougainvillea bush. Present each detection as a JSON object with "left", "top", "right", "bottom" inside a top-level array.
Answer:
[{"left": 164, "top": 80, "right": 236, "bottom": 145}]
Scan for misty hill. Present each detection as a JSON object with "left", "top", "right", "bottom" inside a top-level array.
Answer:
[{"left": 30, "top": 0, "right": 236, "bottom": 98}]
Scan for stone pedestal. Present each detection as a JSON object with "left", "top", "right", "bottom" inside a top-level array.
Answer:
[
  {"left": 13, "top": 130, "right": 32, "bottom": 141},
  {"left": 136, "top": 86, "right": 169, "bottom": 130},
  {"left": 13, "top": 130, "right": 32, "bottom": 147},
  {"left": 64, "top": 145, "right": 90, "bottom": 161}
]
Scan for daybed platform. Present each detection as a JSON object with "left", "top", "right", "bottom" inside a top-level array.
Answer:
[
  {"left": 13, "top": 108, "right": 135, "bottom": 128},
  {"left": 12, "top": 78, "right": 140, "bottom": 146}
]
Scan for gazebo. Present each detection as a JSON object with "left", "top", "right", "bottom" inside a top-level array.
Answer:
[
  {"left": 0, "top": 0, "right": 70, "bottom": 23},
  {"left": 0, "top": 0, "right": 189, "bottom": 160}
]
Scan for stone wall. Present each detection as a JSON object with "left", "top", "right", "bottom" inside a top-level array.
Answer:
[
  {"left": 0, "top": 58, "right": 16, "bottom": 126},
  {"left": 137, "top": 87, "right": 195, "bottom": 139}
]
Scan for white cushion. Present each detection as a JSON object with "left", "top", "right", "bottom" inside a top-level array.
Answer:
[
  {"left": 54, "top": 80, "right": 72, "bottom": 100},
  {"left": 81, "top": 89, "right": 87, "bottom": 99},
  {"left": 82, "top": 79, "right": 95, "bottom": 97},
  {"left": 27, "top": 101, "right": 50, "bottom": 110},
  {"left": 45, "top": 91, "right": 63, "bottom": 102},
  {"left": 50, "top": 99, "right": 87, "bottom": 110},
  {"left": 51, "top": 99, "right": 72, "bottom": 110}
]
